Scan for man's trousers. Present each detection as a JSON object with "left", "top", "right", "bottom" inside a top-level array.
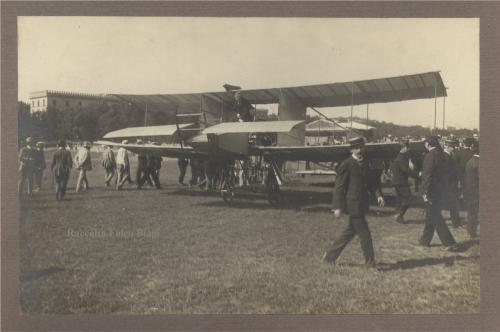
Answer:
[
  {"left": 420, "top": 200, "right": 457, "bottom": 247},
  {"left": 324, "top": 215, "right": 375, "bottom": 267}
]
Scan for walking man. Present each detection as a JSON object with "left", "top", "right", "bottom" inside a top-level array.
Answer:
[
  {"left": 116, "top": 140, "right": 131, "bottom": 190},
  {"left": 101, "top": 145, "right": 116, "bottom": 187},
  {"left": 177, "top": 158, "right": 189, "bottom": 185},
  {"left": 18, "top": 137, "right": 36, "bottom": 196},
  {"left": 443, "top": 138, "right": 462, "bottom": 228},
  {"left": 33, "top": 141, "right": 46, "bottom": 191},
  {"left": 464, "top": 142, "right": 479, "bottom": 239},
  {"left": 418, "top": 136, "right": 459, "bottom": 251},
  {"left": 51, "top": 140, "right": 73, "bottom": 200},
  {"left": 75, "top": 141, "right": 92, "bottom": 192},
  {"left": 323, "top": 137, "right": 385, "bottom": 268},
  {"left": 390, "top": 140, "right": 416, "bottom": 224}
]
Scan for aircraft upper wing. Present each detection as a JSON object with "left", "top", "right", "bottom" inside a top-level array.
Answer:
[
  {"left": 103, "top": 123, "right": 194, "bottom": 139},
  {"left": 253, "top": 141, "right": 425, "bottom": 162},
  {"left": 95, "top": 140, "right": 207, "bottom": 159},
  {"left": 112, "top": 71, "right": 446, "bottom": 111}
]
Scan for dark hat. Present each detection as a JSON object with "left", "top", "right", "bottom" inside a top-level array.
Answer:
[
  {"left": 473, "top": 141, "right": 480, "bottom": 153},
  {"left": 223, "top": 83, "right": 242, "bottom": 92},
  {"left": 349, "top": 136, "right": 365, "bottom": 148},
  {"left": 424, "top": 135, "right": 440, "bottom": 147},
  {"left": 57, "top": 139, "right": 66, "bottom": 147},
  {"left": 463, "top": 137, "right": 475, "bottom": 147},
  {"left": 445, "top": 138, "right": 459, "bottom": 147},
  {"left": 400, "top": 139, "right": 410, "bottom": 148}
]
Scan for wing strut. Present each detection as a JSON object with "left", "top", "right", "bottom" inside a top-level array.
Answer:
[{"left": 309, "top": 106, "right": 366, "bottom": 138}]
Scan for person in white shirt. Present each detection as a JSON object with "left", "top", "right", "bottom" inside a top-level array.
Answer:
[{"left": 116, "top": 140, "right": 131, "bottom": 190}]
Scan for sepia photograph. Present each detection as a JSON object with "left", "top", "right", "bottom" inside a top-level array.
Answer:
[{"left": 16, "top": 16, "right": 480, "bottom": 315}]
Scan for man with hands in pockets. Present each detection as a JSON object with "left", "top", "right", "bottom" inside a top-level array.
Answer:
[{"left": 323, "top": 137, "right": 385, "bottom": 269}]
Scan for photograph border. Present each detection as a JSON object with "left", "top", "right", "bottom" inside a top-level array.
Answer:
[{"left": 2, "top": 1, "right": 499, "bottom": 330}]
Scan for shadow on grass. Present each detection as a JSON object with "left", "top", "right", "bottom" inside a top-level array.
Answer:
[
  {"left": 20, "top": 267, "right": 64, "bottom": 282},
  {"left": 378, "top": 254, "right": 480, "bottom": 272}
]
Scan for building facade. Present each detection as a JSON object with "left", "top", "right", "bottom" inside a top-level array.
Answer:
[{"left": 29, "top": 90, "right": 121, "bottom": 113}]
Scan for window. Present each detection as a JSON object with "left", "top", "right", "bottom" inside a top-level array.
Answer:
[
  {"left": 37, "top": 100, "right": 40, "bottom": 107},
  {"left": 43, "top": 99, "right": 45, "bottom": 106}
]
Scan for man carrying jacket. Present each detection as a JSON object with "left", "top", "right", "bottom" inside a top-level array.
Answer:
[{"left": 323, "top": 137, "right": 385, "bottom": 268}]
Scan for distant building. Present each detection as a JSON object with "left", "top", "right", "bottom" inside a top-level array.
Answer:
[{"left": 29, "top": 90, "right": 121, "bottom": 114}]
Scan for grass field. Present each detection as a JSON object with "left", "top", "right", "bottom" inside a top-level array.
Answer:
[{"left": 19, "top": 150, "right": 480, "bottom": 314}]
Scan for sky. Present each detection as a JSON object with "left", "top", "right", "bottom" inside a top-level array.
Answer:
[{"left": 18, "top": 17, "right": 479, "bottom": 129}]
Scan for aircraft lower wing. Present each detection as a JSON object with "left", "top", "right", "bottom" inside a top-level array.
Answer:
[
  {"left": 102, "top": 123, "right": 194, "bottom": 139},
  {"left": 95, "top": 140, "right": 208, "bottom": 159},
  {"left": 296, "top": 170, "right": 337, "bottom": 175},
  {"left": 253, "top": 141, "right": 425, "bottom": 162}
]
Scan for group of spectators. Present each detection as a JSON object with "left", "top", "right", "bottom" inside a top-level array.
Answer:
[
  {"left": 390, "top": 135, "right": 480, "bottom": 240},
  {"left": 17, "top": 137, "right": 165, "bottom": 201},
  {"left": 17, "top": 138, "right": 92, "bottom": 201},
  {"left": 323, "top": 135, "right": 480, "bottom": 269}
]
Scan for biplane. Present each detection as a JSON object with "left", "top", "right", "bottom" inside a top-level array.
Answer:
[{"left": 96, "top": 71, "right": 446, "bottom": 203}]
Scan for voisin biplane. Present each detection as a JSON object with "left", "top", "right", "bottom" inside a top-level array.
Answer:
[{"left": 96, "top": 71, "right": 447, "bottom": 203}]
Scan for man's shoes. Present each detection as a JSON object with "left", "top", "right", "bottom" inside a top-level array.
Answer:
[
  {"left": 443, "top": 243, "right": 461, "bottom": 252},
  {"left": 417, "top": 239, "right": 430, "bottom": 247},
  {"left": 322, "top": 252, "right": 335, "bottom": 264}
]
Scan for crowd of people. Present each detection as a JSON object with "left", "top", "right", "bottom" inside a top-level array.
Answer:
[
  {"left": 323, "top": 134, "right": 480, "bottom": 269},
  {"left": 18, "top": 132, "right": 480, "bottom": 269}
]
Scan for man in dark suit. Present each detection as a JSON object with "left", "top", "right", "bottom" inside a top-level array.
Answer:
[
  {"left": 177, "top": 158, "right": 189, "bottom": 185},
  {"left": 135, "top": 140, "right": 152, "bottom": 189},
  {"left": 419, "top": 136, "right": 459, "bottom": 251},
  {"left": 18, "top": 137, "right": 36, "bottom": 196},
  {"left": 464, "top": 142, "right": 479, "bottom": 239},
  {"left": 443, "top": 138, "right": 461, "bottom": 228},
  {"left": 454, "top": 137, "right": 475, "bottom": 201},
  {"left": 323, "top": 137, "right": 385, "bottom": 268},
  {"left": 51, "top": 140, "right": 73, "bottom": 201},
  {"left": 391, "top": 140, "right": 417, "bottom": 224}
]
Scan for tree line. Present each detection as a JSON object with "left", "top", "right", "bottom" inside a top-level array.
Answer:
[{"left": 17, "top": 102, "right": 478, "bottom": 144}]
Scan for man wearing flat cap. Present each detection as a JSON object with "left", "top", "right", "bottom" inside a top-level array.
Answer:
[
  {"left": 51, "top": 140, "right": 73, "bottom": 200},
  {"left": 18, "top": 137, "right": 35, "bottom": 196},
  {"left": 419, "top": 136, "right": 459, "bottom": 250},
  {"left": 323, "top": 136, "right": 385, "bottom": 268},
  {"left": 390, "top": 139, "right": 417, "bottom": 224},
  {"left": 443, "top": 138, "right": 461, "bottom": 228}
]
